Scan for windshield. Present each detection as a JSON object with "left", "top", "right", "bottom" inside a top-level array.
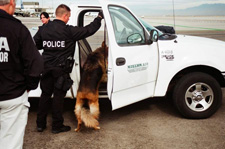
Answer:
[{"left": 139, "top": 18, "right": 163, "bottom": 36}]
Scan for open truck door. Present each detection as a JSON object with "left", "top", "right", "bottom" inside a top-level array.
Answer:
[{"left": 99, "top": 0, "right": 159, "bottom": 110}]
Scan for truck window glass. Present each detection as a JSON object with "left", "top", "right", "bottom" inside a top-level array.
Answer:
[{"left": 108, "top": 6, "right": 145, "bottom": 45}]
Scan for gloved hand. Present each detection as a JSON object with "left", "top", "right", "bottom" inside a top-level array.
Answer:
[{"left": 98, "top": 11, "right": 104, "bottom": 19}]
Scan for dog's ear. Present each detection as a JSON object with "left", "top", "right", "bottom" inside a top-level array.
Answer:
[
  {"left": 101, "top": 41, "right": 105, "bottom": 48},
  {"left": 101, "top": 41, "right": 108, "bottom": 50}
]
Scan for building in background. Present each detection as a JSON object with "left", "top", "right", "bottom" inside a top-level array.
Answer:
[{"left": 15, "top": 0, "right": 54, "bottom": 17}]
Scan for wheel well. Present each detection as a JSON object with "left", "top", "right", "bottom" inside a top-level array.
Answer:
[{"left": 167, "top": 65, "right": 225, "bottom": 94}]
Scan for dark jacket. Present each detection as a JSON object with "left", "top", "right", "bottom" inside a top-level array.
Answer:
[
  {"left": 0, "top": 9, "right": 44, "bottom": 101},
  {"left": 33, "top": 17, "right": 102, "bottom": 68}
]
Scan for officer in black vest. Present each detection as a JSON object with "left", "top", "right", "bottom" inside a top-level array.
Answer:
[
  {"left": 34, "top": 4, "right": 103, "bottom": 134},
  {"left": 0, "top": 0, "right": 43, "bottom": 148}
]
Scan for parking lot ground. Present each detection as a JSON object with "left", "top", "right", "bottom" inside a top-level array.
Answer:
[{"left": 25, "top": 93, "right": 225, "bottom": 149}]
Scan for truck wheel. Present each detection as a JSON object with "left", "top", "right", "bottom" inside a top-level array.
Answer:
[{"left": 173, "top": 72, "right": 222, "bottom": 119}]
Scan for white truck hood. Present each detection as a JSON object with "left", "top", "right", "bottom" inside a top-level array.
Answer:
[
  {"left": 158, "top": 34, "right": 225, "bottom": 71},
  {"left": 175, "top": 34, "right": 225, "bottom": 52}
]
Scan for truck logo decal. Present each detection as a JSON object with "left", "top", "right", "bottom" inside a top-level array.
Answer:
[
  {"left": 161, "top": 50, "right": 174, "bottom": 61},
  {"left": 127, "top": 62, "right": 148, "bottom": 73}
]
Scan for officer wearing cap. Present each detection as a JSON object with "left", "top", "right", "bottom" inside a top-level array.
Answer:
[
  {"left": 0, "top": 0, "right": 44, "bottom": 148},
  {"left": 34, "top": 4, "right": 103, "bottom": 134}
]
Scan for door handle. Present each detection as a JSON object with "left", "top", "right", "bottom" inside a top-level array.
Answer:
[{"left": 116, "top": 57, "right": 126, "bottom": 66}]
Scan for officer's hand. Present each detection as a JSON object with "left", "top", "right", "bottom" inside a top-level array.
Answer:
[{"left": 98, "top": 11, "right": 104, "bottom": 19}]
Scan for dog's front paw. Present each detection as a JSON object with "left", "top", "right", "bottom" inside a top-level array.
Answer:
[
  {"left": 94, "top": 126, "right": 100, "bottom": 130},
  {"left": 75, "top": 128, "right": 80, "bottom": 132}
]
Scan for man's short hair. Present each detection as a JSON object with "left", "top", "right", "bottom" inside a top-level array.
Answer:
[
  {"left": 55, "top": 4, "right": 71, "bottom": 17},
  {"left": 0, "top": 0, "right": 10, "bottom": 5}
]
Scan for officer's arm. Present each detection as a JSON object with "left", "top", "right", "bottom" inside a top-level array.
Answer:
[
  {"left": 33, "top": 27, "right": 43, "bottom": 49},
  {"left": 69, "top": 16, "right": 102, "bottom": 41},
  {"left": 20, "top": 25, "right": 44, "bottom": 90}
]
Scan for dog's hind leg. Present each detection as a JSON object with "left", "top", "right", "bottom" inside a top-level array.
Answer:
[
  {"left": 74, "top": 97, "right": 84, "bottom": 132},
  {"left": 89, "top": 100, "right": 100, "bottom": 130}
]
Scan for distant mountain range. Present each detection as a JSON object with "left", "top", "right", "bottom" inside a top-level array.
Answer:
[
  {"left": 176, "top": 3, "right": 225, "bottom": 16},
  {"left": 132, "top": 3, "right": 225, "bottom": 16}
]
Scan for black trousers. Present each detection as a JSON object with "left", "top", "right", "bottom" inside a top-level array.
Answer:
[{"left": 36, "top": 70, "right": 67, "bottom": 129}]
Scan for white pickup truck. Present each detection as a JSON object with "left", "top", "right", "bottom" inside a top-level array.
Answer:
[{"left": 29, "top": 0, "right": 225, "bottom": 119}]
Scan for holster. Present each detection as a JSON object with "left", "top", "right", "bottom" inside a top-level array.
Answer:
[
  {"left": 55, "top": 74, "right": 73, "bottom": 91},
  {"left": 63, "top": 56, "right": 75, "bottom": 73}
]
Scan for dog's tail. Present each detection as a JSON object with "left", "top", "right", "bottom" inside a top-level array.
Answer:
[{"left": 80, "top": 104, "right": 99, "bottom": 128}]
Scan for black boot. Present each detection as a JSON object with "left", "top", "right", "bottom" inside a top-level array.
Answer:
[
  {"left": 37, "top": 126, "right": 46, "bottom": 132},
  {"left": 52, "top": 125, "right": 71, "bottom": 134}
]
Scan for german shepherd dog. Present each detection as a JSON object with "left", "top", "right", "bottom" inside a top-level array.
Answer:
[{"left": 74, "top": 41, "right": 108, "bottom": 132}]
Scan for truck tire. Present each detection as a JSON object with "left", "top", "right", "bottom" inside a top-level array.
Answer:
[{"left": 173, "top": 72, "right": 222, "bottom": 119}]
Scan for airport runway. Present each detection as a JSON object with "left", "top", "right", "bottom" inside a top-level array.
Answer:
[
  {"left": 18, "top": 15, "right": 225, "bottom": 31},
  {"left": 20, "top": 17, "right": 225, "bottom": 149},
  {"left": 145, "top": 16, "right": 225, "bottom": 31}
]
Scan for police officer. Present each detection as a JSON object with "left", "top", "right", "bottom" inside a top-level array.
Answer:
[
  {"left": 34, "top": 4, "right": 103, "bottom": 134},
  {"left": 34, "top": 12, "right": 50, "bottom": 50},
  {"left": 0, "top": 0, "right": 44, "bottom": 148}
]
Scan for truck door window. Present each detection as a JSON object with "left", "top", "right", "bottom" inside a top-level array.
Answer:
[{"left": 109, "top": 6, "right": 145, "bottom": 45}]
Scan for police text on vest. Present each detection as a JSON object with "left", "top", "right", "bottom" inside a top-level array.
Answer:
[{"left": 43, "top": 41, "right": 65, "bottom": 48}]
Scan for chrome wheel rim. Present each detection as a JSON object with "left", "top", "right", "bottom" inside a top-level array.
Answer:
[{"left": 185, "top": 83, "right": 214, "bottom": 112}]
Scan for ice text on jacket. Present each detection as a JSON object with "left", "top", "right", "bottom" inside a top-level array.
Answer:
[{"left": 0, "top": 37, "right": 9, "bottom": 62}]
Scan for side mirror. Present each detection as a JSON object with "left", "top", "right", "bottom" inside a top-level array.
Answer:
[
  {"left": 127, "top": 33, "right": 143, "bottom": 44},
  {"left": 150, "top": 29, "right": 159, "bottom": 42}
]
